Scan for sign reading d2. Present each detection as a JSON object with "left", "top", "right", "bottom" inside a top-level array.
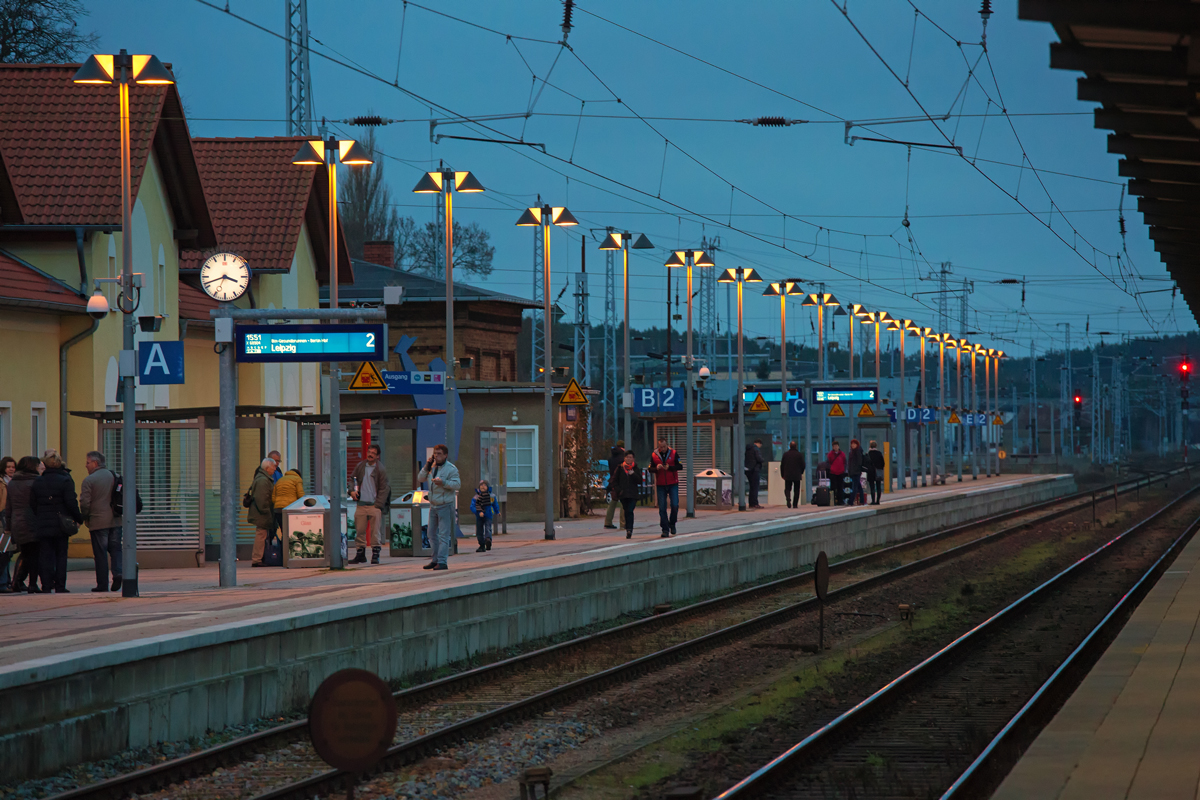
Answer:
[{"left": 137, "top": 341, "right": 184, "bottom": 385}]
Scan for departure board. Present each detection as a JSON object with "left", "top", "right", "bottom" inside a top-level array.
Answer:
[
  {"left": 811, "top": 386, "right": 878, "bottom": 404},
  {"left": 235, "top": 324, "right": 387, "bottom": 363}
]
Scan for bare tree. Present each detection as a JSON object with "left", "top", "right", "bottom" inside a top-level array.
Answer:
[
  {"left": 337, "top": 126, "right": 413, "bottom": 260},
  {"left": 408, "top": 219, "right": 495, "bottom": 279},
  {"left": 0, "top": 0, "right": 97, "bottom": 63}
]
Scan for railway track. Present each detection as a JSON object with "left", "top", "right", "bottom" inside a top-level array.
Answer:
[
  {"left": 40, "top": 471, "right": 1181, "bottom": 800},
  {"left": 711, "top": 482, "right": 1200, "bottom": 800}
]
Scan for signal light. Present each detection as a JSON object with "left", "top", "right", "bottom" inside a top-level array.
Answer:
[{"left": 1073, "top": 395, "right": 1082, "bottom": 405}]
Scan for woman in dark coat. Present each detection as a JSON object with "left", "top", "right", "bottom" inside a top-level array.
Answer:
[
  {"left": 30, "top": 453, "right": 82, "bottom": 593},
  {"left": 847, "top": 439, "right": 866, "bottom": 506},
  {"left": 4, "top": 456, "right": 44, "bottom": 593},
  {"left": 611, "top": 451, "right": 643, "bottom": 540},
  {"left": 866, "top": 440, "right": 886, "bottom": 505}
]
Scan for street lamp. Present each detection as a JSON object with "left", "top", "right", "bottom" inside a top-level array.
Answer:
[
  {"left": 992, "top": 349, "right": 1005, "bottom": 475},
  {"left": 599, "top": 231, "right": 654, "bottom": 450},
  {"left": 414, "top": 167, "right": 484, "bottom": 462},
  {"left": 857, "top": 310, "right": 892, "bottom": 419},
  {"left": 906, "top": 324, "right": 933, "bottom": 486},
  {"left": 666, "top": 249, "right": 715, "bottom": 518},
  {"left": 953, "top": 338, "right": 970, "bottom": 482},
  {"left": 887, "top": 318, "right": 913, "bottom": 489},
  {"left": 517, "top": 203, "right": 579, "bottom": 539},
  {"left": 801, "top": 293, "right": 840, "bottom": 454},
  {"left": 293, "top": 135, "right": 373, "bottom": 571},
  {"left": 933, "top": 331, "right": 955, "bottom": 484},
  {"left": 764, "top": 280, "right": 806, "bottom": 460},
  {"left": 718, "top": 267, "right": 762, "bottom": 510},
  {"left": 74, "top": 49, "right": 175, "bottom": 598},
  {"left": 971, "top": 343, "right": 983, "bottom": 479}
]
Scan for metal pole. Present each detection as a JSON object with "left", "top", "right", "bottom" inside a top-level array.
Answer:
[
  {"left": 984, "top": 354, "right": 991, "bottom": 476},
  {"left": 444, "top": 183, "right": 456, "bottom": 459},
  {"left": 898, "top": 330, "right": 906, "bottom": 490},
  {"left": 327, "top": 150, "right": 344, "bottom": 569},
  {"left": 118, "top": 71, "right": 138, "bottom": 597},
  {"left": 622, "top": 241, "right": 631, "bottom": 448},
  {"left": 219, "top": 325, "right": 237, "bottom": 587},
  {"left": 780, "top": 293, "right": 788, "bottom": 467},
  {"left": 736, "top": 279, "right": 746, "bottom": 511},
  {"left": 938, "top": 339, "right": 945, "bottom": 483},
  {"left": 971, "top": 350, "right": 978, "bottom": 479},
  {"left": 804, "top": 379, "right": 812, "bottom": 504},
  {"left": 995, "top": 357, "right": 1002, "bottom": 475},
  {"left": 956, "top": 344, "right": 963, "bottom": 482},
  {"left": 817, "top": 303, "right": 825, "bottom": 454},
  {"left": 685, "top": 258, "right": 695, "bottom": 518},
  {"left": 919, "top": 334, "right": 926, "bottom": 486},
  {"left": 543, "top": 213, "right": 555, "bottom": 539}
]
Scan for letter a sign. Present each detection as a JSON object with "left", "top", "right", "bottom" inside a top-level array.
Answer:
[{"left": 137, "top": 341, "right": 184, "bottom": 385}]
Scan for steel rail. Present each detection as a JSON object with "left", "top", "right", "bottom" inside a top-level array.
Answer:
[
  {"left": 711, "top": 482, "right": 1200, "bottom": 799},
  {"left": 44, "top": 470, "right": 1179, "bottom": 800}
]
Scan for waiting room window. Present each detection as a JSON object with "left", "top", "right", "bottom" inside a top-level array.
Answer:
[
  {"left": 504, "top": 425, "right": 538, "bottom": 489},
  {"left": 30, "top": 404, "right": 45, "bottom": 456}
]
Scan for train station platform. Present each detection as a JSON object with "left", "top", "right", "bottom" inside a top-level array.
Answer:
[
  {"left": 995, "top": 513, "right": 1200, "bottom": 800},
  {"left": 0, "top": 473, "right": 1072, "bottom": 781}
]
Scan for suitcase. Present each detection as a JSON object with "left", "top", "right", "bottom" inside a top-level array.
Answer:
[{"left": 812, "top": 486, "right": 831, "bottom": 507}]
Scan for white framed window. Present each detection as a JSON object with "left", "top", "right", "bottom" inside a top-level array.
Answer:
[
  {"left": 30, "top": 403, "right": 46, "bottom": 456},
  {"left": 503, "top": 425, "right": 538, "bottom": 490},
  {"left": 0, "top": 402, "right": 10, "bottom": 458}
]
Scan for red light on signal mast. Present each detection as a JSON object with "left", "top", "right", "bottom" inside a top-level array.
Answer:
[
  {"left": 1074, "top": 395, "right": 1082, "bottom": 404},
  {"left": 1184, "top": 363, "right": 1192, "bottom": 372}
]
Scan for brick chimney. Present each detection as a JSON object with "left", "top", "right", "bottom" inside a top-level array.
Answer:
[{"left": 363, "top": 240, "right": 395, "bottom": 268}]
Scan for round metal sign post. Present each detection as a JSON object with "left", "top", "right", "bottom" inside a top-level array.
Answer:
[
  {"left": 815, "top": 551, "right": 830, "bottom": 651},
  {"left": 309, "top": 669, "right": 398, "bottom": 799}
]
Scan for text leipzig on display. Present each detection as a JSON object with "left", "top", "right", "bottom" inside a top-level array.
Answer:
[{"left": 235, "top": 324, "right": 388, "bottom": 363}]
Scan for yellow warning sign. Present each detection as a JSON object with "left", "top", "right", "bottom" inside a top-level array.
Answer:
[
  {"left": 558, "top": 377, "right": 589, "bottom": 405},
  {"left": 948, "top": 411, "right": 962, "bottom": 424},
  {"left": 998, "top": 449, "right": 1007, "bottom": 460},
  {"left": 992, "top": 414, "right": 1004, "bottom": 426},
  {"left": 828, "top": 403, "right": 845, "bottom": 417},
  {"left": 857, "top": 403, "right": 875, "bottom": 417},
  {"left": 747, "top": 392, "right": 771, "bottom": 413},
  {"left": 347, "top": 361, "right": 386, "bottom": 391}
]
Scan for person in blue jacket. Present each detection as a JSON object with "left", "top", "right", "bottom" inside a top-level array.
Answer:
[{"left": 470, "top": 480, "right": 499, "bottom": 552}]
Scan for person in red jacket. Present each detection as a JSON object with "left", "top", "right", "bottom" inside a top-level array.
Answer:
[
  {"left": 649, "top": 436, "right": 683, "bottom": 538},
  {"left": 826, "top": 440, "right": 847, "bottom": 506}
]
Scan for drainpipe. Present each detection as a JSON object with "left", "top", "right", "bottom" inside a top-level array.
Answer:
[
  {"left": 74, "top": 227, "right": 87, "bottom": 295},
  {"left": 60, "top": 318, "right": 100, "bottom": 465}
]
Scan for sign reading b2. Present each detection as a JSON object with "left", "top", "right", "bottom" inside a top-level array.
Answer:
[
  {"left": 137, "top": 341, "right": 184, "bottom": 385},
  {"left": 633, "top": 387, "right": 683, "bottom": 413}
]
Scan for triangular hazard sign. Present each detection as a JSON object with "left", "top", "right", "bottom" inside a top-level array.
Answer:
[
  {"left": 747, "top": 392, "right": 771, "bottom": 413},
  {"left": 828, "top": 403, "right": 845, "bottom": 417},
  {"left": 948, "top": 411, "right": 962, "bottom": 424},
  {"left": 558, "top": 377, "right": 589, "bottom": 405},
  {"left": 857, "top": 403, "right": 874, "bottom": 417},
  {"left": 347, "top": 361, "right": 386, "bottom": 391},
  {"left": 992, "top": 414, "right": 1004, "bottom": 425}
]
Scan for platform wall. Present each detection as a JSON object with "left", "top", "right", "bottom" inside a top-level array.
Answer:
[{"left": 0, "top": 475, "right": 1075, "bottom": 780}]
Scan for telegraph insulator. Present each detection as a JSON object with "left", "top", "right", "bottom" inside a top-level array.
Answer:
[
  {"left": 349, "top": 116, "right": 386, "bottom": 127},
  {"left": 980, "top": 0, "right": 993, "bottom": 21},
  {"left": 755, "top": 117, "right": 788, "bottom": 127},
  {"left": 561, "top": 0, "right": 574, "bottom": 39}
]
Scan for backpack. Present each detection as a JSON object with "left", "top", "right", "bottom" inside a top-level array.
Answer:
[{"left": 110, "top": 472, "right": 143, "bottom": 517}]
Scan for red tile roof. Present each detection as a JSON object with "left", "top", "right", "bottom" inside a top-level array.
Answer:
[
  {"left": 0, "top": 64, "right": 215, "bottom": 245},
  {"left": 0, "top": 248, "right": 87, "bottom": 313},
  {"left": 185, "top": 137, "right": 350, "bottom": 284},
  {"left": 177, "top": 279, "right": 218, "bottom": 324}
]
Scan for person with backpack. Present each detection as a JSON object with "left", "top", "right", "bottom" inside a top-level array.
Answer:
[
  {"left": 79, "top": 450, "right": 122, "bottom": 592},
  {"left": 30, "top": 452, "right": 82, "bottom": 593},
  {"left": 246, "top": 458, "right": 276, "bottom": 567}
]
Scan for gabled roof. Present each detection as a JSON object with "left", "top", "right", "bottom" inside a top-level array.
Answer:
[
  {"left": 0, "top": 63, "right": 215, "bottom": 246},
  {"left": 183, "top": 137, "right": 350, "bottom": 284},
  {"left": 323, "top": 259, "right": 541, "bottom": 309},
  {"left": 0, "top": 248, "right": 87, "bottom": 313}
]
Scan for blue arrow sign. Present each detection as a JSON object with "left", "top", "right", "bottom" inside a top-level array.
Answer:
[{"left": 382, "top": 370, "right": 446, "bottom": 395}]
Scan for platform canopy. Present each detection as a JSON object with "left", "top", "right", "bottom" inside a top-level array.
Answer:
[
  {"left": 70, "top": 405, "right": 304, "bottom": 423},
  {"left": 1019, "top": 0, "right": 1200, "bottom": 321}
]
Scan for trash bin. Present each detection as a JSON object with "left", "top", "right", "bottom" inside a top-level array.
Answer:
[
  {"left": 694, "top": 469, "right": 733, "bottom": 510},
  {"left": 389, "top": 490, "right": 432, "bottom": 557},
  {"left": 282, "top": 495, "right": 347, "bottom": 568}
]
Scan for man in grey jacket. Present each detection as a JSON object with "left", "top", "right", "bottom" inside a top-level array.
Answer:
[
  {"left": 79, "top": 451, "right": 122, "bottom": 592},
  {"left": 416, "top": 443, "right": 460, "bottom": 571}
]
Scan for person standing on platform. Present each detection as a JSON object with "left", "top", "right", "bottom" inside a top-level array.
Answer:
[
  {"left": 471, "top": 480, "right": 498, "bottom": 552},
  {"left": 350, "top": 444, "right": 391, "bottom": 565},
  {"left": 826, "top": 440, "right": 847, "bottom": 506},
  {"left": 247, "top": 458, "right": 276, "bottom": 567},
  {"left": 0, "top": 457, "right": 14, "bottom": 592},
  {"left": 4, "top": 457, "right": 42, "bottom": 592},
  {"left": 650, "top": 436, "right": 682, "bottom": 537},
  {"left": 866, "top": 440, "right": 886, "bottom": 505},
  {"left": 780, "top": 441, "right": 806, "bottom": 509},
  {"left": 267, "top": 451, "right": 284, "bottom": 481},
  {"left": 79, "top": 451, "right": 121, "bottom": 593},
  {"left": 612, "top": 451, "right": 642, "bottom": 539},
  {"left": 848, "top": 439, "right": 867, "bottom": 506},
  {"left": 604, "top": 440, "right": 626, "bottom": 530},
  {"left": 30, "top": 452, "right": 82, "bottom": 593},
  {"left": 272, "top": 465, "right": 304, "bottom": 546},
  {"left": 745, "top": 439, "right": 765, "bottom": 509},
  {"left": 418, "top": 444, "right": 460, "bottom": 571}
]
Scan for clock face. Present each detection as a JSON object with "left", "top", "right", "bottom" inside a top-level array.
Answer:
[{"left": 200, "top": 252, "right": 251, "bottom": 302}]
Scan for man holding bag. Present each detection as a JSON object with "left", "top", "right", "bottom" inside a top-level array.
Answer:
[{"left": 417, "top": 444, "right": 460, "bottom": 571}]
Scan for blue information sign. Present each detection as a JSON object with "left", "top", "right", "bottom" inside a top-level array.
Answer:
[
  {"left": 812, "top": 386, "right": 878, "bottom": 404},
  {"left": 382, "top": 371, "right": 446, "bottom": 395},
  {"left": 904, "top": 407, "right": 939, "bottom": 423},
  {"left": 235, "top": 324, "right": 387, "bottom": 363},
  {"left": 633, "top": 387, "right": 684, "bottom": 413},
  {"left": 788, "top": 396, "right": 808, "bottom": 417},
  {"left": 137, "top": 341, "right": 185, "bottom": 385}
]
